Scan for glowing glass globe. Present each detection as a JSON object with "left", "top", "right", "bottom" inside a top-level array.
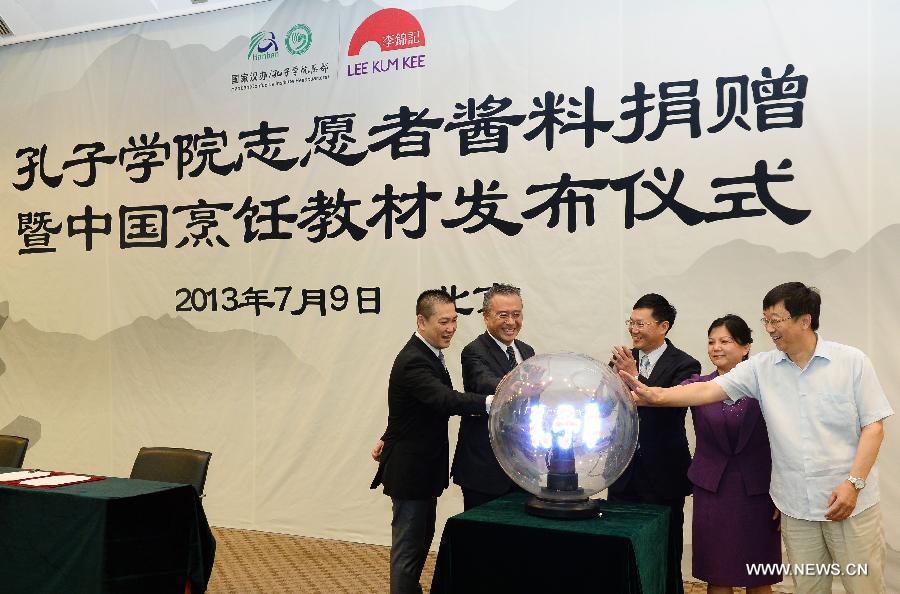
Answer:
[{"left": 489, "top": 352, "right": 639, "bottom": 518}]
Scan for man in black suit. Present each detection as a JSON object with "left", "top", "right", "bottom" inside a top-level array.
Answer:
[
  {"left": 370, "top": 289, "right": 489, "bottom": 594},
  {"left": 451, "top": 283, "right": 535, "bottom": 510},
  {"left": 609, "top": 293, "right": 700, "bottom": 594}
]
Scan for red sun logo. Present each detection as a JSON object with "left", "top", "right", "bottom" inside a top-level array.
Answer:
[{"left": 348, "top": 8, "right": 426, "bottom": 56}]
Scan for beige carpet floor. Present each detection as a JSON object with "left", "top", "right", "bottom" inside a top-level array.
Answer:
[
  {"left": 206, "top": 526, "right": 767, "bottom": 593},
  {"left": 207, "top": 527, "right": 430, "bottom": 593}
]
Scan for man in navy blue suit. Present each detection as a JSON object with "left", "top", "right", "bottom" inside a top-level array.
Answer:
[
  {"left": 610, "top": 293, "right": 700, "bottom": 594},
  {"left": 451, "top": 283, "right": 535, "bottom": 510}
]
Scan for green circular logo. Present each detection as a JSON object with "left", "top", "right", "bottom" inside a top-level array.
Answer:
[{"left": 285, "top": 24, "right": 312, "bottom": 56}]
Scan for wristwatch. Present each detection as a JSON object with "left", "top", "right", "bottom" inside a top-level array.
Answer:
[{"left": 846, "top": 475, "right": 866, "bottom": 490}]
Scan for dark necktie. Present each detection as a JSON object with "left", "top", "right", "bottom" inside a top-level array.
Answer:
[
  {"left": 506, "top": 346, "right": 517, "bottom": 371},
  {"left": 438, "top": 350, "right": 448, "bottom": 372}
]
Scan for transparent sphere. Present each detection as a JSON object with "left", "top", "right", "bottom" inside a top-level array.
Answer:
[{"left": 489, "top": 352, "right": 639, "bottom": 501}]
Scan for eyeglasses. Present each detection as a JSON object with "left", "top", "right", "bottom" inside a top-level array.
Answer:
[
  {"left": 495, "top": 311, "right": 522, "bottom": 321},
  {"left": 625, "top": 319, "right": 659, "bottom": 330},
  {"left": 760, "top": 315, "right": 795, "bottom": 328}
]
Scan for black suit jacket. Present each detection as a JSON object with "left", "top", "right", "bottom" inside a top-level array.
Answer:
[
  {"left": 370, "top": 335, "right": 488, "bottom": 500},
  {"left": 451, "top": 332, "right": 536, "bottom": 495},
  {"left": 608, "top": 338, "right": 700, "bottom": 500}
]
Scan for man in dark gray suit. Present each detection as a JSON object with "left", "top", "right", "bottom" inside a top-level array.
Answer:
[{"left": 451, "top": 283, "right": 535, "bottom": 510}]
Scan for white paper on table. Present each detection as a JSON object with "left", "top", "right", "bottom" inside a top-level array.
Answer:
[
  {"left": 18, "top": 474, "right": 93, "bottom": 487},
  {"left": 0, "top": 470, "right": 52, "bottom": 482}
]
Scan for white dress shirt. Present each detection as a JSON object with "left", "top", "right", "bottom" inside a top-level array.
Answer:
[
  {"left": 489, "top": 333, "right": 521, "bottom": 364},
  {"left": 415, "top": 332, "right": 442, "bottom": 359},
  {"left": 638, "top": 340, "right": 668, "bottom": 378}
]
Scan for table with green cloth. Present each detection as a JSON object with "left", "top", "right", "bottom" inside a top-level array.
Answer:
[
  {"left": 431, "top": 491, "right": 669, "bottom": 594},
  {"left": 0, "top": 468, "right": 216, "bottom": 594}
]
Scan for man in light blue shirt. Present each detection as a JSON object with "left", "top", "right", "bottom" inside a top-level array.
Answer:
[{"left": 621, "top": 282, "right": 893, "bottom": 594}]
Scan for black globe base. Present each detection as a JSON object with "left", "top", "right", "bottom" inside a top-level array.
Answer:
[{"left": 524, "top": 496, "right": 600, "bottom": 519}]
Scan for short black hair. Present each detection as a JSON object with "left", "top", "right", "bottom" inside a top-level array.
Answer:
[
  {"left": 482, "top": 283, "right": 522, "bottom": 314},
  {"left": 632, "top": 293, "right": 676, "bottom": 333},
  {"left": 416, "top": 289, "right": 455, "bottom": 319},
  {"left": 762, "top": 282, "right": 821, "bottom": 330},
  {"left": 708, "top": 314, "right": 753, "bottom": 360}
]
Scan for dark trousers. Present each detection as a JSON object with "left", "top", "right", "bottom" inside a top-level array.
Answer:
[
  {"left": 390, "top": 497, "right": 437, "bottom": 594},
  {"left": 461, "top": 485, "right": 524, "bottom": 511},
  {"left": 608, "top": 492, "right": 685, "bottom": 594}
]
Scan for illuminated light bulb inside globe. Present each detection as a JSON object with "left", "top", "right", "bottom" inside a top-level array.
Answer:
[{"left": 489, "top": 352, "right": 639, "bottom": 519}]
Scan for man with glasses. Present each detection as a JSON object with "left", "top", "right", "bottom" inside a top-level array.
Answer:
[
  {"left": 451, "top": 283, "right": 535, "bottom": 510},
  {"left": 622, "top": 282, "right": 893, "bottom": 594},
  {"left": 609, "top": 293, "right": 701, "bottom": 594}
]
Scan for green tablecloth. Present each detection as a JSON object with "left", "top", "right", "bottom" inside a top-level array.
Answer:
[
  {"left": 0, "top": 469, "right": 215, "bottom": 594},
  {"left": 431, "top": 492, "right": 669, "bottom": 594}
]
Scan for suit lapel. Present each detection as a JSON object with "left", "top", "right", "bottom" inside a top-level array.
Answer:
[
  {"left": 634, "top": 339, "right": 674, "bottom": 385},
  {"left": 515, "top": 339, "right": 535, "bottom": 361},
  {"left": 705, "top": 403, "right": 733, "bottom": 454},
  {"left": 734, "top": 398, "right": 762, "bottom": 454},
  {"left": 647, "top": 353, "right": 666, "bottom": 384},
  {"left": 409, "top": 334, "right": 451, "bottom": 385},
  {"left": 697, "top": 372, "right": 732, "bottom": 453},
  {"left": 481, "top": 332, "right": 511, "bottom": 374}
]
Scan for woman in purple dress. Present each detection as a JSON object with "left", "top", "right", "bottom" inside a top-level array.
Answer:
[{"left": 684, "top": 315, "right": 781, "bottom": 593}]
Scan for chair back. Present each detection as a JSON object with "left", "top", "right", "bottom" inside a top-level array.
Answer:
[
  {"left": 129, "top": 447, "right": 212, "bottom": 496},
  {"left": 0, "top": 435, "right": 28, "bottom": 468}
]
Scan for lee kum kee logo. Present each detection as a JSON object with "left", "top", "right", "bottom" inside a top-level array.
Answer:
[{"left": 346, "top": 8, "right": 426, "bottom": 77}]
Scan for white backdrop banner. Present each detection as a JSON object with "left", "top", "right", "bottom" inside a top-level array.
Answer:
[{"left": 1, "top": 0, "right": 898, "bottom": 583}]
